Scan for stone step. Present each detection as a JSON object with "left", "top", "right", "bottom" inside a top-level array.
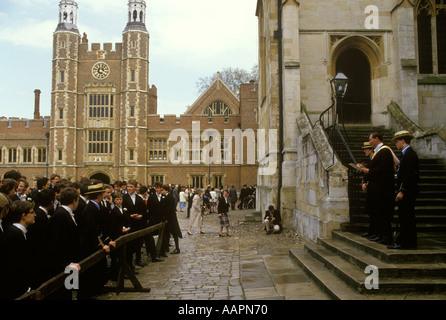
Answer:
[
  {"left": 318, "top": 237, "right": 446, "bottom": 278},
  {"left": 301, "top": 241, "right": 446, "bottom": 294},
  {"left": 350, "top": 206, "right": 446, "bottom": 216},
  {"left": 332, "top": 231, "right": 446, "bottom": 263},
  {"left": 340, "top": 221, "right": 446, "bottom": 233},
  {"left": 351, "top": 215, "right": 446, "bottom": 225},
  {"left": 288, "top": 249, "right": 366, "bottom": 300},
  {"left": 239, "top": 210, "right": 262, "bottom": 223}
]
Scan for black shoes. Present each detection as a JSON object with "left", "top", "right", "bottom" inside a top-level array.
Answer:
[
  {"left": 387, "top": 243, "right": 417, "bottom": 250},
  {"left": 361, "top": 232, "right": 372, "bottom": 238},
  {"left": 152, "top": 257, "right": 164, "bottom": 262},
  {"left": 171, "top": 249, "right": 180, "bottom": 254}
]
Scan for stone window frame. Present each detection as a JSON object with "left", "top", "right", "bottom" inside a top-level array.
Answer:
[
  {"left": 150, "top": 174, "right": 165, "bottom": 186},
  {"left": 88, "top": 93, "right": 114, "bottom": 119},
  {"left": 37, "top": 147, "right": 47, "bottom": 163},
  {"left": 8, "top": 148, "right": 17, "bottom": 164},
  {"left": 189, "top": 174, "right": 205, "bottom": 189},
  {"left": 415, "top": 0, "right": 446, "bottom": 75},
  {"left": 22, "top": 147, "right": 32, "bottom": 163},
  {"left": 149, "top": 138, "right": 168, "bottom": 162},
  {"left": 204, "top": 100, "right": 233, "bottom": 121},
  {"left": 87, "top": 129, "right": 113, "bottom": 155}
]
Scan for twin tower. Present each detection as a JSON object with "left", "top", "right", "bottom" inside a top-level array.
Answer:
[{"left": 51, "top": 0, "right": 158, "bottom": 182}]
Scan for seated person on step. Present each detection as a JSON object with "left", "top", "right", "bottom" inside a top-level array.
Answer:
[{"left": 263, "top": 205, "right": 282, "bottom": 234}]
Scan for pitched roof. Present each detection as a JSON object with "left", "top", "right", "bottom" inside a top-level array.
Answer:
[{"left": 185, "top": 72, "right": 240, "bottom": 116}]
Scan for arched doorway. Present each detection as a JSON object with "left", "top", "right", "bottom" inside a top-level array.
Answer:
[
  {"left": 90, "top": 172, "right": 111, "bottom": 184},
  {"left": 336, "top": 48, "right": 371, "bottom": 124}
]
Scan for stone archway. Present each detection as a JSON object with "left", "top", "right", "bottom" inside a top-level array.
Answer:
[
  {"left": 330, "top": 35, "right": 386, "bottom": 124},
  {"left": 89, "top": 172, "right": 111, "bottom": 184},
  {"left": 336, "top": 48, "right": 372, "bottom": 124}
]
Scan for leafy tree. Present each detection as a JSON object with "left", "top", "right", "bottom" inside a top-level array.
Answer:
[{"left": 196, "top": 65, "right": 258, "bottom": 98}]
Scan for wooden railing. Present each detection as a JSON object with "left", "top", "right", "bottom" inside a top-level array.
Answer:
[{"left": 17, "top": 222, "right": 165, "bottom": 300}]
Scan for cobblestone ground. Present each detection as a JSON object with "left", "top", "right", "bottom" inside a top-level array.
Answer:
[{"left": 96, "top": 208, "right": 331, "bottom": 300}]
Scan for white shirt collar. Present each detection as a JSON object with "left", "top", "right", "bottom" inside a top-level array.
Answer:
[
  {"left": 374, "top": 142, "right": 384, "bottom": 154},
  {"left": 61, "top": 205, "right": 77, "bottom": 225},
  {"left": 13, "top": 223, "right": 27, "bottom": 239},
  {"left": 39, "top": 206, "right": 49, "bottom": 216}
]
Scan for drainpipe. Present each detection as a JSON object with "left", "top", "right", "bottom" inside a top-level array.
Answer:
[{"left": 275, "top": 0, "right": 284, "bottom": 211}]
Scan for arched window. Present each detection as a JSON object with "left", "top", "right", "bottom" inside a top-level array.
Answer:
[
  {"left": 140, "top": 11, "right": 144, "bottom": 23},
  {"left": 133, "top": 10, "right": 138, "bottom": 22},
  {"left": 416, "top": 0, "right": 446, "bottom": 74},
  {"left": 205, "top": 101, "right": 233, "bottom": 120}
]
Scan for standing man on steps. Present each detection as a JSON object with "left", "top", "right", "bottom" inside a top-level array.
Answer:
[
  {"left": 388, "top": 130, "right": 419, "bottom": 250},
  {"left": 358, "top": 132, "right": 399, "bottom": 246}
]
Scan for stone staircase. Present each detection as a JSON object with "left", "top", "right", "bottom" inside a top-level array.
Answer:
[
  {"left": 290, "top": 125, "right": 446, "bottom": 299},
  {"left": 340, "top": 126, "right": 446, "bottom": 233},
  {"left": 290, "top": 231, "right": 446, "bottom": 299}
]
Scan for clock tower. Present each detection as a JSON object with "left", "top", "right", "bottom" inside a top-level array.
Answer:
[{"left": 48, "top": 0, "right": 153, "bottom": 183}]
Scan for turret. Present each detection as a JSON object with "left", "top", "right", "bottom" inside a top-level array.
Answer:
[
  {"left": 55, "top": 0, "right": 79, "bottom": 34},
  {"left": 124, "top": 0, "right": 148, "bottom": 33}
]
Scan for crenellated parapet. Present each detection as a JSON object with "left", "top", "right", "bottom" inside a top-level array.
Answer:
[{"left": 78, "top": 42, "right": 123, "bottom": 60}]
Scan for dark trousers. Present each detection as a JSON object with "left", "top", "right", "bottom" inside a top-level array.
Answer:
[
  {"left": 369, "top": 190, "right": 394, "bottom": 242},
  {"left": 142, "top": 233, "right": 157, "bottom": 260},
  {"left": 396, "top": 195, "right": 417, "bottom": 247},
  {"left": 365, "top": 192, "right": 378, "bottom": 235}
]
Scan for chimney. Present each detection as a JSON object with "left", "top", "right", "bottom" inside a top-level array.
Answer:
[{"left": 34, "top": 89, "right": 41, "bottom": 119}]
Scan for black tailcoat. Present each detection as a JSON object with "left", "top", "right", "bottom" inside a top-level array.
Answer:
[
  {"left": 395, "top": 146, "right": 419, "bottom": 247},
  {"left": 45, "top": 206, "right": 82, "bottom": 277},
  {"left": 0, "top": 225, "right": 31, "bottom": 299},
  {"left": 122, "top": 193, "right": 149, "bottom": 231},
  {"left": 366, "top": 146, "right": 396, "bottom": 240}
]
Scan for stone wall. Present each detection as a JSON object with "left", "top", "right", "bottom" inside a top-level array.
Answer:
[{"left": 293, "top": 110, "right": 350, "bottom": 242}]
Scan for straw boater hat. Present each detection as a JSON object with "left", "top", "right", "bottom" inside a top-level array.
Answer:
[
  {"left": 85, "top": 183, "right": 106, "bottom": 195},
  {"left": 391, "top": 130, "right": 414, "bottom": 143},
  {"left": 361, "top": 142, "right": 373, "bottom": 149}
]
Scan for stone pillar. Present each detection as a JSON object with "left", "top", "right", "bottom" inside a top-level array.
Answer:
[
  {"left": 391, "top": 1, "right": 419, "bottom": 125},
  {"left": 280, "top": 0, "right": 300, "bottom": 227}
]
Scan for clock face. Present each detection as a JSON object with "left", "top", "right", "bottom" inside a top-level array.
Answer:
[{"left": 92, "top": 62, "right": 110, "bottom": 80}]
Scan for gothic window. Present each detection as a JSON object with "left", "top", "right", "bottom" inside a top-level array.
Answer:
[
  {"left": 149, "top": 139, "right": 168, "bottom": 162},
  {"left": 205, "top": 101, "right": 233, "bottom": 121},
  {"left": 8, "top": 148, "right": 17, "bottom": 163},
  {"left": 88, "top": 130, "right": 113, "bottom": 155},
  {"left": 37, "top": 148, "right": 46, "bottom": 163},
  {"left": 416, "top": 0, "right": 446, "bottom": 74},
  {"left": 133, "top": 10, "right": 138, "bottom": 22},
  {"left": 190, "top": 175, "right": 204, "bottom": 188},
  {"left": 88, "top": 94, "right": 114, "bottom": 119},
  {"left": 151, "top": 175, "right": 164, "bottom": 185},
  {"left": 22, "top": 148, "right": 32, "bottom": 163}
]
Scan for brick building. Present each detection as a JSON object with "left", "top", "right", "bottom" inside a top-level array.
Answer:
[{"left": 0, "top": 0, "right": 258, "bottom": 189}]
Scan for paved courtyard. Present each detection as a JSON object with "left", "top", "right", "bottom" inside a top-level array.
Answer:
[{"left": 96, "top": 208, "right": 331, "bottom": 300}]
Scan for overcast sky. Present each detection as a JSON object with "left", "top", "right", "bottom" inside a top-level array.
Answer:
[{"left": 0, "top": 0, "right": 258, "bottom": 119}]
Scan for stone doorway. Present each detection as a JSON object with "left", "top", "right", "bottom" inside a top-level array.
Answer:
[
  {"left": 90, "top": 172, "right": 111, "bottom": 184},
  {"left": 335, "top": 48, "right": 371, "bottom": 124}
]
